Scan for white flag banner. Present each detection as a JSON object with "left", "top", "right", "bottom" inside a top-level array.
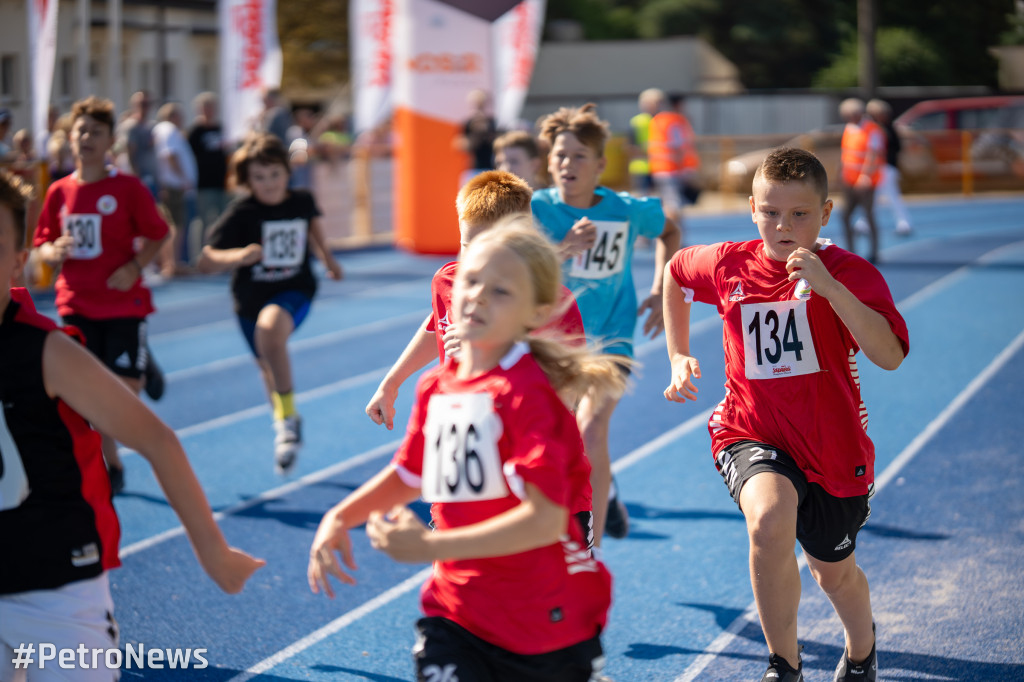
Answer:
[
  {"left": 219, "top": 0, "right": 283, "bottom": 144},
  {"left": 491, "top": 0, "right": 545, "bottom": 130},
  {"left": 28, "top": 0, "right": 59, "bottom": 157},
  {"left": 350, "top": 0, "right": 395, "bottom": 134}
]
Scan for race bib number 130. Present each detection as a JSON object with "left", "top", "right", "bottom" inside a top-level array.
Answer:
[
  {"left": 62, "top": 214, "right": 102, "bottom": 260},
  {"left": 740, "top": 300, "right": 819, "bottom": 379},
  {"left": 421, "top": 393, "right": 507, "bottom": 503}
]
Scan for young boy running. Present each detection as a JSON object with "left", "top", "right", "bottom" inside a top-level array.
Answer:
[
  {"left": 32, "top": 96, "right": 171, "bottom": 495},
  {"left": 663, "top": 147, "right": 909, "bottom": 682},
  {"left": 532, "top": 103, "right": 681, "bottom": 543},
  {"left": 0, "top": 170, "right": 263, "bottom": 682},
  {"left": 199, "top": 133, "right": 344, "bottom": 476}
]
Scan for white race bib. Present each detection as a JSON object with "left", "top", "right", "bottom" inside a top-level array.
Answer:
[
  {"left": 261, "top": 219, "right": 307, "bottom": 268},
  {"left": 62, "top": 214, "right": 102, "bottom": 260},
  {"left": 740, "top": 300, "right": 820, "bottom": 379},
  {"left": 0, "top": 405, "right": 30, "bottom": 511},
  {"left": 569, "top": 220, "right": 628, "bottom": 279},
  {"left": 421, "top": 393, "right": 507, "bottom": 503}
]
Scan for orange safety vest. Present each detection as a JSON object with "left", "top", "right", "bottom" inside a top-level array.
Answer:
[
  {"left": 840, "top": 119, "right": 883, "bottom": 187},
  {"left": 647, "top": 111, "right": 700, "bottom": 175}
]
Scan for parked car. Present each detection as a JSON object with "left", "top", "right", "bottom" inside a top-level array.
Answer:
[{"left": 720, "top": 96, "right": 1024, "bottom": 195}]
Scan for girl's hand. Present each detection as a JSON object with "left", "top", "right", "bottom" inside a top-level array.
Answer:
[
  {"left": 308, "top": 507, "right": 359, "bottom": 597},
  {"left": 238, "top": 243, "right": 263, "bottom": 267},
  {"left": 638, "top": 291, "right": 665, "bottom": 338},
  {"left": 442, "top": 324, "right": 462, "bottom": 359},
  {"left": 367, "top": 506, "right": 433, "bottom": 564},
  {"left": 199, "top": 547, "right": 265, "bottom": 594},
  {"left": 664, "top": 354, "right": 701, "bottom": 402}
]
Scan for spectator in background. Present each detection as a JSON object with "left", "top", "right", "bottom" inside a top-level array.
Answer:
[
  {"left": 153, "top": 102, "right": 198, "bottom": 274},
  {"left": 35, "top": 104, "right": 60, "bottom": 162},
  {"left": 188, "top": 92, "right": 229, "bottom": 242},
  {"left": 860, "top": 98, "right": 912, "bottom": 237},
  {"left": 648, "top": 93, "right": 701, "bottom": 243},
  {"left": 47, "top": 130, "right": 76, "bottom": 182},
  {"left": 258, "top": 87, "right": 293, "bottom": 143},
  {"left": 287, "top": 105, "right": 321, "bottom": 191},
  {"left": 839, "top": 97, "right": 884, "bottom": 263},
  {"left": 455, "top": 89, "right": 497, "bottom": 185},
  {"left": 120, "top": 91, "right": 159, "bottom": 198},
  {"left": 0, "top": 108, "right": 13, "bottom": 160},
  {"left": 628, "top": 88, "right": 664, "bottom": 195},
  {"left": 493, "top": 130, "right": 546, "bottom": 190}
]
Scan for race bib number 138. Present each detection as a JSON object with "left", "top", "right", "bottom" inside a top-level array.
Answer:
[
  {"left": 740, "top": 300, "right": 819, "bottom": 379},
  {"left": 421, "top": 393, "right": 507, "bottom": 503},
  {"left": 262, "top": 219, "right": 307, "bottom": 268}
]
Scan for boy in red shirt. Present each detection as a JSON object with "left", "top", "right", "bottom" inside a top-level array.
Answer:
[
  {"left": 663, "top": 148, "right": 908, "bottom": 682},
  {"left": 33, "top": 97, "right": 171, "bottom": 494}
]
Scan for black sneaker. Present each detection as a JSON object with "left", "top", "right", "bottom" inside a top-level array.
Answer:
[
  {"left": 834, "top": 624, "right": 877, "bottom": 682},
  {"left": 143, "top": 349, "right": 165, "bottom": 401},
  {"left": 108, "top": 465, "right": 125, "bottom": 496},
  {"left": 762, "top": 652, "right": 803, "bottom": 682},
  {"left": 604, "top": 477, "right": 629, "bottom": 539}
]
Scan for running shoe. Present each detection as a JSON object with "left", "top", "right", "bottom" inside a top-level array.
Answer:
[
  {"left": 143, "top": 350, "right": 165, "bottom": 401},
  {"left": 604, "top": 477, "right": 630, "bottom": 539},
  {"left": 761, "top": 652, "right": 803, "bottom": 681},
  {"left": 834, "top": 624, "right": 877, "bottom": 682},
  {"left": 274, "top": 414, "right": 302, "bottom": 475}
]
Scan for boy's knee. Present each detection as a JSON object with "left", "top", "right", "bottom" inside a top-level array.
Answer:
[
  {"left": 745, "top": 507, "right": 795, "bottom": 551},
  {"left": 809, "top": 557, "right": 860, "bottom": 595}
]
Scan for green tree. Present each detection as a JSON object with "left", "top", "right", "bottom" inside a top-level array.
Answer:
[
  {"left": 278, "top": 0, "right": 349, "bottom": 93},
  {"left": 813, "top": 26, "right": 945, "bottom": 88}
]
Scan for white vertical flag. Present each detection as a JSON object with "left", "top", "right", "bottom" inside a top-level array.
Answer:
[
  {"left": 491, "top": 0, "right": 545, "bottom": 131},
  {"left": 28, "top": 0, "right": 59, "bottom": 157},
  {"left": 350, "top": 0, "right": 395, "bottom": 134},
  {"left": 219, "top": 0, "right": 283, "bottom": 145}
]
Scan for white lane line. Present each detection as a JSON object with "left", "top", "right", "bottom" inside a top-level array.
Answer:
[
  {"left": 224, "top": 568, "right": 433, "bottom": 682},
  {"left": 120, "top": 438, "right": 402, "bottom": 558},
  {"left": 164, "top": 309, "right": 426, "bottom": 382},
  {"left": 671, "top": 271, "right": 1024, "bottom": 682}
]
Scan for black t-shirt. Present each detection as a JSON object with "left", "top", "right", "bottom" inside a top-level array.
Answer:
[
  {"left": 0, "top": 290, "right": 121, "bottom": 595},
  {"left": 205, "top": 191, "right": 321, "bottom": 318},
  {"left": 881, "top": 120, "right": 901, "bottom": 168},
  {"left": 463, "top": 113, "right": 496, "bottom": 170},
  {"left": 188, "top": 123, "right": 228, "bottom": 189}
]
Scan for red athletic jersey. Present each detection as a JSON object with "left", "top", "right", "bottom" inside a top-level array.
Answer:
[
  {"left": 425, "top": 261, "right": 586, "bottom": 362},
  {"left": 0, "top": 288, "right": 121, "bottom": 595},
  {"left": 392, "top": 343, "right": 611, "bottom": 655},
  {"left": 34, "top": 169, "right": 169, "bottom": 319},
  {"left": 669, "top": 239, "right": 909, "bottom": 497}
]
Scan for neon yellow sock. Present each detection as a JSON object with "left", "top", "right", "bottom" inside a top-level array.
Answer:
[{"left": 271, "top": 391, "right": 296, "bottom": 420}]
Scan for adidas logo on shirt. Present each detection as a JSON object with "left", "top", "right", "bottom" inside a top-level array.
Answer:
[{"left": 835, "top": 534, "right": 852, "bottom": 552}]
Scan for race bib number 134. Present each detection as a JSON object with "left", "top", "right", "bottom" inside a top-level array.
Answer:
[{"left": 740, "top": 300, "right": 819, "bottom": 379}]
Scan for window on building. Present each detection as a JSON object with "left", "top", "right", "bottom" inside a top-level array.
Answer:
[
  {"left": 139, "top": 62, "right": 151, "bottom": 92},
  {"left": 162, "top": 62, "right": 176, "bottom": 100},
  {"left": 60, "top": 57, "right": 76, "bottom": 99},
  {"left": 1, "top": 55, "right": 19, "bottom": 103}
]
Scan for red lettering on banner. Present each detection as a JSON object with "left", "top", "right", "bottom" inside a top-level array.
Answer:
[
  {"left": 231, "top": 1, "right": 264, "bottom": 90},
  {"left": 368, "top": 0, "right": 393, "bottom": 87},
  {"left": 408, "top": 53, "right": 481, "bottom": 73},
  {"left": 507, "top": 3, "right": 535, "bottom": 89}
]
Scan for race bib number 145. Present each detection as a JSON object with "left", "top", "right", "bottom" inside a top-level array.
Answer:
[
  {"left": 740, "top": 300, "right": 820, "bottom": 379},
  {"left": 421, "top": 393, "right": 507, "bottom": 503}
]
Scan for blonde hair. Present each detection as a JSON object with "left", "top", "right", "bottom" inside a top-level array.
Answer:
[
  {"left": 537, "top": 103, "right": 610, "bottom": 156},
  {"left": 470, "top": 218, "right": 632, "bottom": 402},
  {"left": 455, "top": 170, "right": 532, "bottom": 227},
  {"left": 0, "top": 170, "right": 34, "bottom": 248}
]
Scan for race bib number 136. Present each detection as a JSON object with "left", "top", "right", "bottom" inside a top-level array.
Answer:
[
  {"left": 740, "top": 300, "right": 819, "bottom": 379},
  {"left": 421, "top": 393, "right": 507, "bottom": 503}
]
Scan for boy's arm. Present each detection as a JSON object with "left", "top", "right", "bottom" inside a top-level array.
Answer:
[
  {"left": 107, "top": 231, "right": 169, "bottom": 291},
  {"left": 367, "top": 482, "right": 566, "bottom": 564},
  {"left": 196, "top": 243, "right": 262, "bottom": 273},
  {"left": 307, "top": 216, "right": 344, "bottom": 280},
  {"left": 365, "top": 314, "right": 437, "bottom": 430},
  {"left": 787, "top": 248, "right": 905, "bottom": 370},
  {"left": 41, "top": 332, "right": 265, "bottom": 593},
  {"left": 308, "top": 466, "right": 420, "bottom": 596},
  {"left": 638, "top": 217, "right": 682, "bottom": 337},
  {"left": 663, "top": 262, "right": 701, "bottom": 402}
]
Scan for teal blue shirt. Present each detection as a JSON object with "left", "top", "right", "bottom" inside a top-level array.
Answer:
[{"left": 532, "top": 186, "right": 665, "bottom": 357}]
